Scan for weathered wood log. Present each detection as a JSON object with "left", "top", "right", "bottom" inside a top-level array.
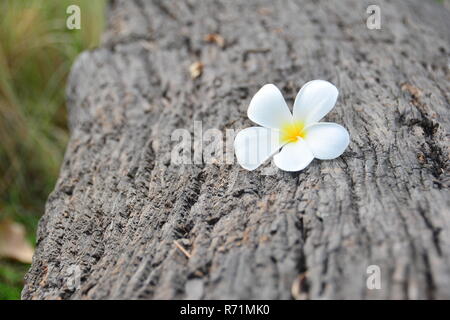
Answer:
[{"left": 23, "top": 0, "right": 449, "bottom": 299}]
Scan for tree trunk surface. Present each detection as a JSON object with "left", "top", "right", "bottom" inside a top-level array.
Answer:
[{"left": 23, "top": 0, "right": 449, "bottom": 300}]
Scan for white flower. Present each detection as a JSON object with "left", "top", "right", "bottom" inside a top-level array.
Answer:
[{"left": 234, "top": 80, "right": 350, "bottom": 172}]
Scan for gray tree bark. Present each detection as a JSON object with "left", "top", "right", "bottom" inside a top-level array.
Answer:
[{"left": 22, "top": 0, "right": 450, "bottom": 299}]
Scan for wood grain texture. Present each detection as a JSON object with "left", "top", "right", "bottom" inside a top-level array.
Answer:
[{"left": 22, "top": 0, "right": 450, "bottom": 299}]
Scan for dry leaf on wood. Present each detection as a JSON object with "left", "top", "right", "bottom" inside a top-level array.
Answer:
[{"left": 204, "top": 33, "right": 225, "bottom": 48}]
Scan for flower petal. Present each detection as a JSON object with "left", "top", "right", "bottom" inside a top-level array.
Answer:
[
  {"left": 234, "top": 127, "right": 283, "bottom": 171},
  {"left": 247, "top": 84, "right": 293, "bottom": 130},
  {"left": 293, "top": 80, "right": 338, "bottom": 125},
  {"left": 304, "top": 122, "right": 349, "bottom": 159},
  {"left": 273, "top": 139, "right": 314, "bottom": 172}
]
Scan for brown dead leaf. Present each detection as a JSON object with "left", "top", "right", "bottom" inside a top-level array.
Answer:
[
  {"left": 401, "top": 83, "right": 422, "bottom": 99},
  {"left": 0, "top": 219, "right": 34, "bottom": 263},
  {"left": 189, "top": 61, "right": 204, "bottom": 79},
  {"left": 204, "top": 33, "right": 225, "bottom": 48}
]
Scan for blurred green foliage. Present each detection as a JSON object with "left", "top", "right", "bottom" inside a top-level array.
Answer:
[
  {"left": 0, "top": 262, "right": 29, "bottom": 300},
  {"left": 0, "top": 0, "right": 105, "bottom": 299}
]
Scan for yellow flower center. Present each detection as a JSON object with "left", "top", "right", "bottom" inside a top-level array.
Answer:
[{"left": 280, "top": 121, "right": 306, "bottom": 144}]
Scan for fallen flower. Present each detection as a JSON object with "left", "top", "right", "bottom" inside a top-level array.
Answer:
[{"left": 234, "top": 80, "right": 350, "bottom": 171}]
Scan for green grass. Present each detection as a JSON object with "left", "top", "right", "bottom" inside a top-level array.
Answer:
[
  {"left": 0, "top": 262, "right": 30, "bottom": 300},
  {"left": 0, "top": 0, "right": 105, "bottom": 300}
]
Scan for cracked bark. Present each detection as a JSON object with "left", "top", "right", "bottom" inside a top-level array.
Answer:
[{"left": 22, "top": 0, "right": 450, "bottom": 299}]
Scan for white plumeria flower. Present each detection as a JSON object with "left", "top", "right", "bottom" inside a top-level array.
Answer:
[{"left": 234, "top": 80, "right": 350, "bottom": 172}]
